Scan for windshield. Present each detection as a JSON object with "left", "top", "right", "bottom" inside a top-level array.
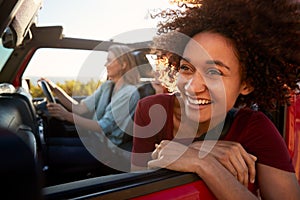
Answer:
[{"left": 0, "top": 39, "right": 13, "bottom": 73}]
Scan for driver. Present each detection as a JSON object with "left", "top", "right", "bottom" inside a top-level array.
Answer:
[{"left": 40, "top": 44, "right": 141, "bottom": 170}]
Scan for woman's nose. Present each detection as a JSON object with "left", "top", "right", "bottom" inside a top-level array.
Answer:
[
  {"left": 105, "top": 59, "right": 113, "bottom": 67},
  {"left": 184, "top": 73, "right": 207, "bottom": 94}
]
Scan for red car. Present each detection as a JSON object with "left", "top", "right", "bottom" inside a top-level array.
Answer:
[{"left": 0, "top": 1, "right": 299, "bottom": 199}]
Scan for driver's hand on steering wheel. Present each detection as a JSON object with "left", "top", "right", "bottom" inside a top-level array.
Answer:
[
  {"left": 47, "top": 103, "right": 69, "bottom": 121},
  {"left": 39, "top": 77, "right": 57, "bottom": 90}
]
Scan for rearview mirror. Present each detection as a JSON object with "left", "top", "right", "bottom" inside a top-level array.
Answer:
[
  {"left": 2, "top": 27, "right": 16, "bottom": 48},
  {"left": 1, "top": 0, "right": 42, "bottom": 48}
]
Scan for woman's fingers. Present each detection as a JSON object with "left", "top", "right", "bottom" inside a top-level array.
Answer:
[
  {"left": 152, "top": 140, "right": 257, "bottom": 186},
  {"left": 150, "top": 141, "right": 175, "bottom": 168},
  {"left": 151, "top": 140, "right": 169, "bottom": 159},
  {"left": 231, "top": 144, "right": 257, "bottom": 185},
  {"left": 149, "top": 141, "right": 199, "bottom": 173},
  {"left": 47, "top": 103, "right": 66, "bottom": 120},
  {"left": 230, "top": 152, "right": 249, "bottom": 186},
  {"left": 222, "top": 143, "right": 256, "bottom": 186},
  {"left": 47, "top": 103, "right": 59, "bottom": 113},
  {"left": 40, "top": 77, "right": 56, "bottom": 89},
  {"left": 219, "top": 158, "right": 238, "bottom": 179},
  {"left": 150, "top": 141, "right": 189, "bottom": 165},
  {"left": 195, "top": 141, "right": 256, "bottom": 186},
  {"left": 151, "top": 144, "right": 159, "bottom": 160},
  {"left": 246, "top": 153, "right": 257, "bottom": 183}
]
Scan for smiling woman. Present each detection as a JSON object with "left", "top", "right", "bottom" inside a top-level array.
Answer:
[{"left": 132, "top": 0, "right": 300, "bottom": 199}]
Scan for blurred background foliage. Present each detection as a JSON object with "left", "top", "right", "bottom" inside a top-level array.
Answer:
[{"left": 30, "top": 79, "right": 102, "bottom": 98}]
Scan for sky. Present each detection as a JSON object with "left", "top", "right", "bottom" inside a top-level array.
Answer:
[
  {"left": 37, "top": 0, "right": 175, "bottom": 41},
  {"left": 22, "top": 0, "right": 177, "bottom": 79}
]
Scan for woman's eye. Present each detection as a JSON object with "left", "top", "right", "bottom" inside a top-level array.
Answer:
[
  {"left": 206, "top": 68, "right": 222, "bottom": 76},
  {"left": 179, "top": 65, "right": 189, "bottom": 70},
  {"left": 179, "top": 64, "right": 193, "bottom": 73}
]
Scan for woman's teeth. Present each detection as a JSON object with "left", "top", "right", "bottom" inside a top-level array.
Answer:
[{"left": 188, "top": 97, "right": 211, "bottom": 105}]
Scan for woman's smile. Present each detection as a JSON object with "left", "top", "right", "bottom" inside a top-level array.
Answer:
[{"left": 185, "top": 94, "right": 212, "bottom": 110}]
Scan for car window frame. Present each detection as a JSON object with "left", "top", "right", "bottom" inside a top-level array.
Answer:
[{"left": 43, "top": 169, "right": 204, "bottom": 199}]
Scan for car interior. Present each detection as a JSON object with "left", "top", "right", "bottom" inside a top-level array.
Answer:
[{"left": 1, "top": 0, "right": 180, "bottom": 190}]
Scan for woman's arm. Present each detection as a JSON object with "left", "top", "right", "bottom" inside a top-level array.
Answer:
[
  {"left": 256, "top": 164, "right": 300, "bottom": 199},
  {"left": 149, "top": 140, "right": 300, "bottom": 199},
  {"left": 47, "top": 103, "right": 102, "bottom": 133},
  {"left": 41, "top": 78, "right": 89, "bottom": 115},
  {"left": 148, "top": 140, "right": 258, "bottom": 200},
  {"left": 190, "top": 140, "right": 257, "bottom": 186}
]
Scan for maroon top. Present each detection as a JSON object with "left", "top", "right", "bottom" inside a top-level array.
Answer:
[{"left": 132, "top": 93, "right": 294, "bottom": 173}]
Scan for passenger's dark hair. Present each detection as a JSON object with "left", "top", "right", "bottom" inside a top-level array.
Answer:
[{"left": 152, "top": 0, "right": 300, "bottom": 111}]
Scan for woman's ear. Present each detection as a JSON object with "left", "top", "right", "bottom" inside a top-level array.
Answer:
[
  {"left": 121, "top": 63, "right": 127, "bottom": 70},
  {"left": 240, "top": 82, "right": 254, "bottom": 95}
]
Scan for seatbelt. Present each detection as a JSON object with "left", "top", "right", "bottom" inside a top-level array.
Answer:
[{"left": 108, "top": 82, "right": 115, "bottom": 102}]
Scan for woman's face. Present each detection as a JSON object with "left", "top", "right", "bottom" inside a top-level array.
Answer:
[
  {"left": 105, "top": 51, "right": 123, "bottom": 82},
  {"left": 177, "top": 32, "right": 251, "bottom": 126}
]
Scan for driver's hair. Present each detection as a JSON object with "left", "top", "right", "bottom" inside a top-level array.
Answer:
[{"left": 108, "top": 44, "right": 140, "bottom": 85}]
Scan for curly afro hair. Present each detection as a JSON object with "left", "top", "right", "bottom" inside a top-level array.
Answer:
[{"left": 152, "top": 0, "right": 300, "bottom": 111}]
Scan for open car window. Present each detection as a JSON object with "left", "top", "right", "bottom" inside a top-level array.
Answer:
[
  {"left": 0, "top": 38, "right": 13, "bottom": 72},
  {"left": 23, "top": 48, "right": 108, "bottom": 97}
]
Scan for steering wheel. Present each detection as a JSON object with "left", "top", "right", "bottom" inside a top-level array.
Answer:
[{"left": 38, "top": 80, "right": 56, "bottom": 103}]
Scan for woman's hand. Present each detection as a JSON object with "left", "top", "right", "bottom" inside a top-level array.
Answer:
[
  {"left": 39, "top": 77, "right": 57, "bottom": 90},
  {"left": 148, "top": 140, "right": 200, "bottom": 173},
  {"left": 149, "top": 140, "right": 257, "bottom": 187},
  {"left": 47, "top": 103, "right": 70, "bottom": 121},
  {"left": 190, "top": 140, "right": 257, "bottom": 186}
]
